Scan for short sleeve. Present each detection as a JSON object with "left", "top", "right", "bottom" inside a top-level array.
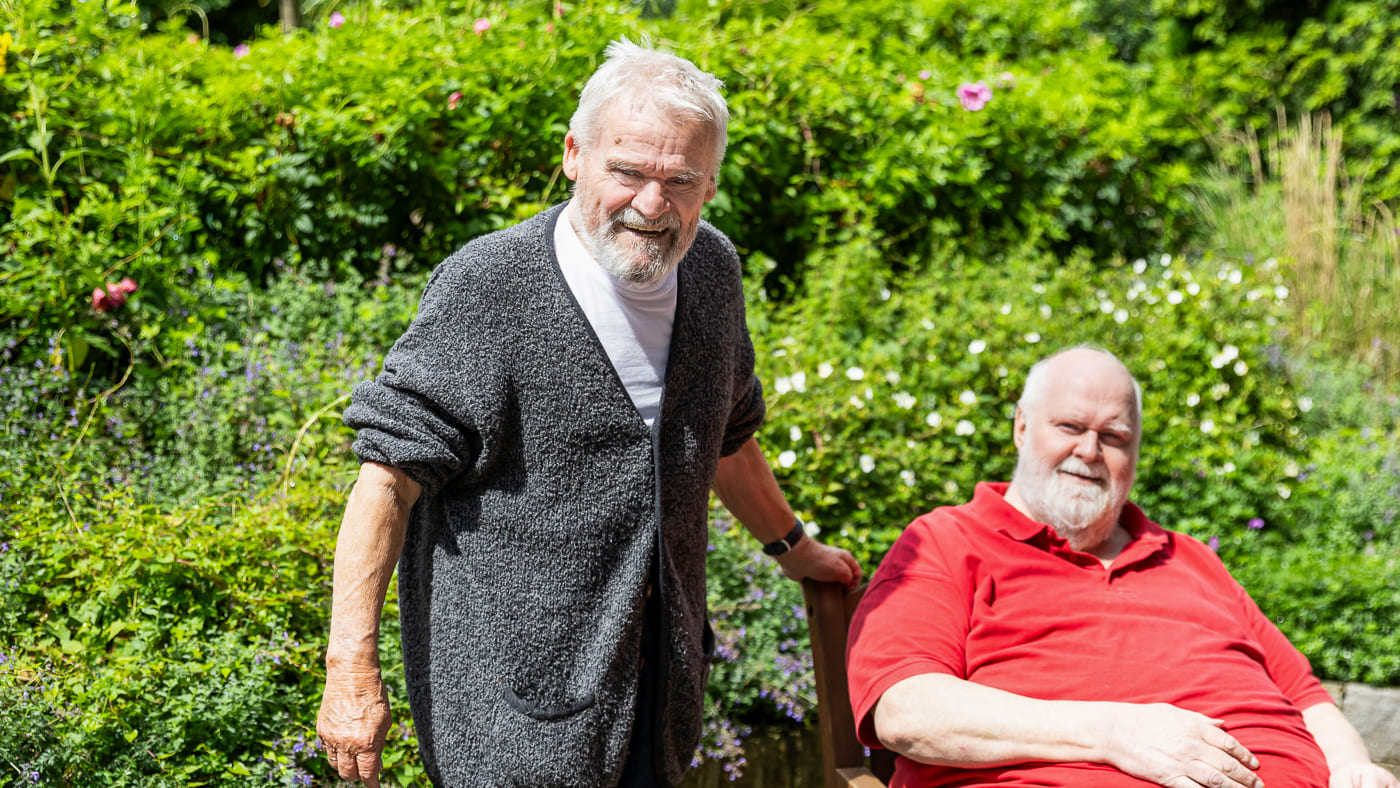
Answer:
[
  {"left": 1234, "top": 582, "right": 1335, "bottom": 711},
  {"left": 846, "top": 518, "right": 973, "bottom": 747}
]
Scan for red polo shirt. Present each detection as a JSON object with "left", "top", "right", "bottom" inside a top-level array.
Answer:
[{"left": 847, "top": 482, "right": 1333, "bottom": 788}]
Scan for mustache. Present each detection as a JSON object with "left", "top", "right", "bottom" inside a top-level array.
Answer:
[
  {"left": 1057, "top": 457, "right": 1106, "bottom": 481},
  {"left": 613, "top": 207, "right": 680, "bottom": 232}
]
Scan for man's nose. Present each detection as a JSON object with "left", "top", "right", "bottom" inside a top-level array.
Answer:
[
  {"left": 1073, "top": 432, "right": 1103, "bottom": 461},
  {"left": 631, "top": 180, "right": 669, "bottom": 219}
]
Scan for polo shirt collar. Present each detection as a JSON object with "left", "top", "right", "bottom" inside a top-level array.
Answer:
[{"left": 971, "top": 481, "right": 1169, "bottom": 568}]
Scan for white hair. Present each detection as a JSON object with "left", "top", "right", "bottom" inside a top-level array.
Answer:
[
  {"left": 1017, "top": 344, "right": 1143, "bottom": 426},
  {"left": 568, "top": 37, "right": 729, "bottom": 169}
]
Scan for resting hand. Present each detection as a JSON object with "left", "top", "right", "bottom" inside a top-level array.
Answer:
[
  {"left": 1098, "top": 702, "right": 1263, "bottom": 788},
  {"left": 317, "top": 666, "right": 392, "bottom": 786},
  {"left": 774, "top": 536, "right": 862, "bottom": 588},
  {"left": 1330, "top": 762, "right": 1400, "bottom": 788}
]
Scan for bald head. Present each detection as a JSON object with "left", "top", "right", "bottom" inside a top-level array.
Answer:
[{"left": 1018, "top": 347, "right": 1142, "bottom": 432}]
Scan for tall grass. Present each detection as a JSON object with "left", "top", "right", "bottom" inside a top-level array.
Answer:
[{"left": 1193, "top": 110, "right": 1400, "bottom": 382}]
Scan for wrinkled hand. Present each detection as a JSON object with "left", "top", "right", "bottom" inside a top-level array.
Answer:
[
  {"left": 317, "top": 667, "right": 392, "bottom": 787},
  {"left": 1331, "top": 762, "right": 1400, "bottom": 788},
  {"left": 1100, "top": 702, "right": 1263, "bottom": 788},
  {"left": 774, "top": 537, "right": 862, "bottom": 588}
]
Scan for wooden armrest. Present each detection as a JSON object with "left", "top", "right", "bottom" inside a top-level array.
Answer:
[{"left": 835, "top": 766, "right": 888, "bottom": 788}]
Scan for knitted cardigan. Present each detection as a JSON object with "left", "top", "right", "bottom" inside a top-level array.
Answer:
[{"left": 344, "top": 203, "right": 765, "bottom": 786}]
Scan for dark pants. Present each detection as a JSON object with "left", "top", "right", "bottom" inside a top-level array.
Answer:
[{"left": 618, "top": 572, "right": 663, "bottom": 787}]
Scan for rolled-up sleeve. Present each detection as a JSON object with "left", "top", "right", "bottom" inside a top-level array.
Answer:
[{"left": 344, "top": 264, "right": 493, "bottom": 496}]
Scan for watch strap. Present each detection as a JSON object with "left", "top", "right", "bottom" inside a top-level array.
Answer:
[{"left": 762, "top": 518, "right": 807, "bottom": 556}]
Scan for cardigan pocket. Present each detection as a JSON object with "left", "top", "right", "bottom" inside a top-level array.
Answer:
[
  {"left": 501, "top": 685, "right": 596, "bottom": 721},
  {"left": 488, "top": 683, "right": 612, "bottom": 786}
]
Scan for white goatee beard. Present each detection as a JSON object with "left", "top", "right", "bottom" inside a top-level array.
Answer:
[
  {"left": 1012, "top": 447, "right": 1131, "bottom": 548},
  {"left": 585, "top": 207, "right": 691, "bottom": 285}
]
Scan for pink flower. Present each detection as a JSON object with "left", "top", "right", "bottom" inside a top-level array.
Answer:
[
  {"left": 1247, "top": 517, "right": 1265, "bottom": 530},
  {"left": 918, "top": 69, "right": 931, "bottom": 80},
  {"left": 473, "top": 17, "right": 491, "bottom": 34},
  {"left": 998, "top": 71, "right": 1016, "bottom": 89},
  {"left": 233, "top": 44, "right": 251, "bottom": 59},
  {"left": 546, "top": 21, "right": 555, "bottom": 33},
  {"left": 1208, "top": 535, "right": 1220, "bottom": 552},
  {"left": 91, "top": 279, "right": 137, "bottom": 313},
  {"left": 957, "top": 81, "right": 992, "bottom": 111},
  {"left": 554, "top": 1, "right": 563, "bottom": 16},
  {"left": 328, "top": 11, "right": 345, "bottom": 28},
  {"left": 448, "top": 91, "right": 463, "bottom": 111}
]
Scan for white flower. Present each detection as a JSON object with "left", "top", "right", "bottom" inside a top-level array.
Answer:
[
  {"left": 774, "top": 376, "right": 793, "bottom": 394},
  {"left": 925, "top": 411, "right": 943, "bottom": 428},
  {"left": 865, "top": 387, "right": 874, "bottom": 401},
  {"left": 803, "top": 519, "right": 821, "bottom": 536},
  {"left": 1211, "top": 383, "right": 1231, "bottom": 400},
  {"left": 955, "top": 420, "right": 975, "bottom": 436},
  {"left": 1298, "top": 397, "right": 1313, "bottom": 413},
  {"left": 1278, "top": 484, "right": 1292, "bottom": 500},
  {"left": 880, "top": 288, "right": 891, "bottom": 301},
  {"left": 921, "top": 318, "right": 935, "bottom": 331},
  {"left": 1187, "top": 282, "right": 1200, "bottom": 295},
  {"left": 791, "top": 371, "right": 807, "bottom": 392},
  {"left": 772, "top": 348, "right": 788, "bottom": 357},
  {"left": 969, "top": 339, "right": 987, "bottom": 354},
  {"left": 1221, "top": 462, "right": 1236, "bottom": 473},
  {"left": 789, "top": 426, "right": 802, "bottom": 442},
  {"left": 959, "top": 390, "right": 977, "bottom": 405},
  {"left": 893, "top": 391, "right": 917, "bottom": 409},
  {"left": 886, "top": 370, "right": 901, "bottom": 385},
  {"left": 1024, "top": 332, "right": 1041, "bottom": 344},
  {"left": 1040, "top": 304, "right": 1053, "bottom": 319},
  {"left": 1234, "top": 360, "right": 1248, "bottom": 376},
  {"left": 818, "top": 362, "right": 834, "bottom": 378},
  {"left": 1000, "top": 303, "right": 1012, "bottom": 315},
  {"left": 1186, "top": 393, "right": 1200, "bottom": 407},
  {"left": 846, "top": 366, "right": 865, "bottom": 381},
  {"left": 1274, "top": 285, "right": 1289, "bottom": 300},
  {"left": 778, "top": 450, "right": 797, "bottom": 468},
  {"left": 848, "top": 396, "right": 865, "bottom": 409},
  {"left": 1167, "top": 291, "right": 1184, "bottom": 305},
  {"left": 1210, "top": 345, "right": 1239, "bottom": 369},
  {"left": 1200, "top": 418, "right": 1216, "bottom": 433},
  {"left": 1133, "top": 258, "right": 1147, "bottom": 274},
  {"left": 900, "top": 470, "right": 917, "bottom": 487},
  {"left": 1160, "top": 253, "right": 1173, "bottom": 266},
  {"left": 1228, "top": 269, "right": 1243, "bottom": 285},
  {"left": 1113, "top": 309, "right": 1128, "bottom": 324},
  {"left": 1099, "top": 300, "right": 1114, "bottom": 314},
  {"left": 859, "top": 454, "right": 876, "bottom": 473},
  {"left": 943, "top": 480, "right": 960, "bottom": 495}
]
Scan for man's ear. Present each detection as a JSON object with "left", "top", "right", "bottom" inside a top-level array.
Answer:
[
  {"left": 1012, "top": 406, "right": 1027, "bottom": 450},
  {"left": 562, "top": 131, "right": 583, "bottom": 182}
]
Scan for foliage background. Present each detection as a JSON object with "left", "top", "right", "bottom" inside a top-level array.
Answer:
[{"left": 2, "top": 0, "right": 1399, "bottom": 784}]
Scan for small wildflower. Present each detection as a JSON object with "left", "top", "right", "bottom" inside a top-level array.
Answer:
[
  {"left": 968, "top": 339, "right": 986, "bottom": 354},
  {"left": 473, "top": 17, "right": 491, "bottom": 34},
  {"left": 845, "top": 366, "right": 865, "bottom": 381},
  {"left": 448, "top": 91, "right": 463, "bottom": 111},
  {"left": 859, "top": 454, "right": 875, "bottom": 473},
  {"left": 1208, "top": 535, "right": 1220, "bottom": 552},
  {"left": 328, "top": 11, "right": 345, "bottom": 27},
  {"left": 777, "top": 451, "right": 797, "bottom": 469},
  {"left": 233, "top": 43, "right": 251, "bottom": 59},
  {"left": 955, "top": 420, "right": 975, "bottom": 436},
  {"left": 957, "top": 81, "right": 992, "bottom": 111},
  {"left": 1247, "top": 517, "right": 1265, "bottom": 530}
]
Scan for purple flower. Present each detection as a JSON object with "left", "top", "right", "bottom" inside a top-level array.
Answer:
[
  {"left": 1247, "top": 517, "right": 1265, "bottom": 530},
  {"left": 328, "top": 11, "right": 345, "bottom": 28},
  {"left": 957, "top": 81, "right": 992, "bottom": 111},
  {"left": 233, "top": 44, "right": 251, "bottom": 59},
  {"left": 1208, "top": 535, "right": 1220, "bottom": 552}
]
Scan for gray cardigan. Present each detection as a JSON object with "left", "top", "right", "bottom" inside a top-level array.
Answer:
[{"left": 345, "top": 203, "right": 765, "bottom": 786}]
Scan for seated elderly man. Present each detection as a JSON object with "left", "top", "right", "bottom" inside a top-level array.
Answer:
[{"left": 847, "top": 346, "right": 1397, "bottom": 788}]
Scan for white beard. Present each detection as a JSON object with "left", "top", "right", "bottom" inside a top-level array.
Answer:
[
  {"left": 1011, "top": 443, "right": 1132, "bottom": 548},
  {"left": 581, "top": 206, "right": 692, "bottom": 285}
]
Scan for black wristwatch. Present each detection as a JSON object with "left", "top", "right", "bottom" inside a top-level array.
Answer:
[{"left": 762, "top": 518, "right": 807, "bottom": 556}]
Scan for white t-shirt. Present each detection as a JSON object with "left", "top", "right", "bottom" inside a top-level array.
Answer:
[{"left": 553, "top": 204, "right": 676, "bottom": 427}]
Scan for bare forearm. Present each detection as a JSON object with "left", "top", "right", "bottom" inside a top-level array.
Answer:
[
  {"left": 711, "top": 436, "right": 795, "bottom": 542},
  {"left": 875, "top": 674, "right": 1104, "bottom": 767},
  {"left": 326, "top": 462, "right": 420, "bottom": 669},
  {"left": 1302, "top": 702, "right": 1373, "bottom": 771}
]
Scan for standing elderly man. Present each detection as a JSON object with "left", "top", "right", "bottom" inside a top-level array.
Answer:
[
  {"left": 847, "top": 346, "right": 1397, "bottom": 788},
  {"left": 316, "top": 38, "right": 860, "bottom": 787}
]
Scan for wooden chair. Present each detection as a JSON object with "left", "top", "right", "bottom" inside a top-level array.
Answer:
[{"left": 802, "top": 579, "right": 896, "bottom": 788}]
